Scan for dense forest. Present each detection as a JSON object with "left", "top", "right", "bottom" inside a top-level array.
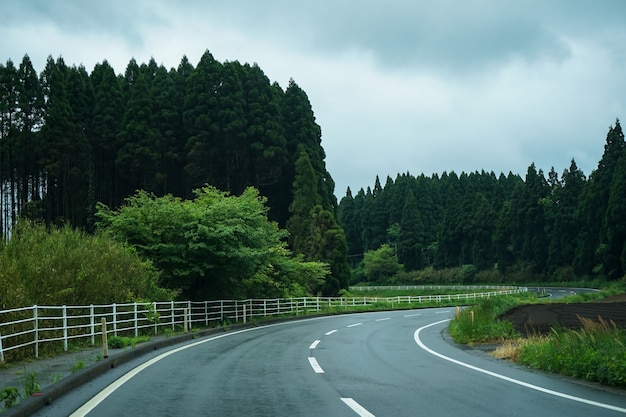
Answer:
[
  {"left": 0, "top": 51, "right": 351, "bottom": 298},
  {"left": 0, "top": 51, "right": 337, "bottom": 234},
  {"left": 338, "top": 120, "right": 626, "bottom": 283},
  {"left": 1, "top": 50, "right": 624, "bottom": 294}
]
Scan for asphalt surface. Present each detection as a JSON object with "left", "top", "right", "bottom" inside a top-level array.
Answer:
[
  {"left": 3, "top": 305, "right": 626, "bottom": 416},
  {"left": 0, "top": 325, "right": 252, "bottom": 417},
  {"left": 7, "top": 308, "right": 626, "bottom": 417}
]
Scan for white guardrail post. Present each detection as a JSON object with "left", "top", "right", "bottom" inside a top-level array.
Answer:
[
  {"left": 63, "top": 305, "right": 68, "bottom": 352},
  {"left": 0, "top": 330, "right": 4, "bottom": 364},
  {"left": 34, "top": 305, "right": 39, "bottom": 358},
  {"left": 134, "top": 302, "right": 139, "bottom": 338},
  {"left": 90, "top": 304, "right": 95, "bottom": 345}
]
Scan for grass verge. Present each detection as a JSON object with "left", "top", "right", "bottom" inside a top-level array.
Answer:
[
  {"left": 451, "top": 283, "right": 626, "bottom": 389},
  {"left": 448, "top": 295, "right": 526, "bottom": 344},
  {"left": 517, "top": 317, "right": 626, "bottom": 388}
]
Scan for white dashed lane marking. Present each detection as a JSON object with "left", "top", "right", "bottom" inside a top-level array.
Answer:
[{"left": 308, "top": 357, "right": 324, "bottom": 373}]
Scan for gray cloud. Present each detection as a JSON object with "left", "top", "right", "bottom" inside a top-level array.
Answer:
[{"left": 1, "top": 0, "right": 625, "bottom": 195}]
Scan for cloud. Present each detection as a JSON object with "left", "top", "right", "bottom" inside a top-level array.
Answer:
[{"left": 1, "top": 0, "right": 625, "bottom": 196}]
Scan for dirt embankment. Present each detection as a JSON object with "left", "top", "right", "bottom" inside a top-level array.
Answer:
[{"left": 501, "top": 293, "right": 626, "bottom": 337}]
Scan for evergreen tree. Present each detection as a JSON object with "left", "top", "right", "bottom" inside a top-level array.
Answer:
[
  {"left": 0, "top": 59, "right": 20, "bottom": 236},
  {"left": 89, "top": 60, "right": 125, "bottom": 211},
  {"left": 338, "top": 187, "right": 362, "bottom": 259},
  {"left": 282, "top": 79, "right": 336, "bottom": 213},
  {"left": 286, "top": 149, "right": 321, "bottom": 255},
  {"left": 574, "top": 120, "right": 625, "bottom": 276},
  {"left": 116, "top": 61, "right": 161, "bottom": 198},
  {"left": 242, "top": 63, "right": 288, "bottom": 223},
  {"left": 287, "top": 149, "right": 349, "bottom": 294},
  {"left": 520, "top": 164, "right": 549, "bottom": 272},
  {"left": 16, "top": 55, "right": 44, "bottom": 210},
  {"left": 39, "top": 57, "right": 90, "bottom": 226},
  {"left": 308, "top": 205, "right": 350, "bottom": 295},
  {"left": 604, "top": 149, "right": 626, "bottom": 278},
  {"left": 216, "top": 61, "right": 247, "bottom": 194},
  {"left": 183, "top": 50, "right": 222, "bottom": 190},
  {"left": 546, "top": 159, "right": 584, "bottom": 276},
  {"left": 398, "top": 188, "right": 425, "bottom": 270}
]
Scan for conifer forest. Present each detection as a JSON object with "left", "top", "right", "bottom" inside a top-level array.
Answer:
[{"left": 1, "top": 51, "right": 625, "bottom": 294}]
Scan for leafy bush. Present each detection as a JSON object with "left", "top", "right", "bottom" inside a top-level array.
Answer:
[
  {"left": 0, "top": 222, "right": 175, "bottom": 307},
  {"left": 0, "top": 387, "right": 20, "bottom": 410},
  {"left": 96, "top": 187, "right": 329, "bottom": 300}
]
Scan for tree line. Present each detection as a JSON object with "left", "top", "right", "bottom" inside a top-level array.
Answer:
[
  {"left": 338, "top": 120, "right": 626, "bottom": 283},
  {"left": 0, "top": 51, "right": 337, "bottom": 235},
  {"left": 0, "top": 50, "right": 350, "bottom": 298}
]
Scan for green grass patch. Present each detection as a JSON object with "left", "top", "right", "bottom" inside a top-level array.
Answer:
[
  {"left": 518, "top": 317, "right": 626, "bottom": 387},
  {"left": 448, "top": 295, "right": 529, "bottom": 344},
  {"left": 107, "top": 335, "right": 151, "bottom": 349}
]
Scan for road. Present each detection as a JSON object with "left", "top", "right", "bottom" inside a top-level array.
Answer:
[{"left": 35, "top": 307, "right": 626, "bottom": 416}]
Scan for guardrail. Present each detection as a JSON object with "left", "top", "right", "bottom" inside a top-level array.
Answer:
[
  {"left": 350, "top": 285, "right": 516, "bottom": 291},
  {"left": 0, "top": 286, "right": 527, "bottom": 363}
]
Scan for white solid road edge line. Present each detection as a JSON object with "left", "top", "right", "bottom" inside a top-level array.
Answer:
[
  {"left": 414, "top": 319, "right": 626, "bottom": 414},
  {"left": 308, "top": 357, "right": 325, "bottom": 373},
  {"left": 341, "top": 397, "right": 376, "bottom": 417}
]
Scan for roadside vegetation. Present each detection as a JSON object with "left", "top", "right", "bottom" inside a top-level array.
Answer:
[
  {"left": 518, "top": 317, "right": 626, "bottom": 388},
  {"left": 449, "top": 280, "right": 626, "bottom": 388}
]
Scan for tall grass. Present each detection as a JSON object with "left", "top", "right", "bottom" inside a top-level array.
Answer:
[
  {"left": 448, "top": 296, "right": 523, "bottom": 344},
  {"left": 518, "top": 316, "right": 626, "bottom": 387}
]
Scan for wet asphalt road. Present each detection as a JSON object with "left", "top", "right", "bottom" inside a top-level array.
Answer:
[{"left": 34, "top": 307, "right": 626, "bottom": 417}]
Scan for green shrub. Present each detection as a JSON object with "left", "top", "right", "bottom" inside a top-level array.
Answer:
[
  {"left": 0, "top": 387, "right": 20, "bottom": 410},
  {"left": 0, "top": 222, "right": 175, "bottom": 308}
]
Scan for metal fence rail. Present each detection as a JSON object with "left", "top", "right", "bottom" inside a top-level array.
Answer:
[{"left": 0, "top": 286, "right": 527, "bottom": 363}]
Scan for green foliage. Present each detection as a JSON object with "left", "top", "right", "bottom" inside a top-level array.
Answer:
[
  {"left": 338, "top": 121, "right": 626, "bottom": 283},
  {"left": 362, "top": 244, "right": 403, "bottom": 283},
  {"left": 519, "top": 317, "right": 626, "bottom": 387},
  {"left": 284, "top": 149, "right": 350, "bottom": 295},
  {"left": 97, "top": 186, "right": 329, "bottom": 300},
  {"left": 21, "top": 372, "right": 40, "bottom": 396},
  {"left": 71, "top": 359, "right": 85, "bottom": 374},
  {"left": 0, "top": 386, "right": 20, "bottom": 410},
  {"left": 107, "top": 335, "right": 151, "bottom": 349},
  {"left": 0, "top": 222, "right": 173, "bottom": 307},
  {"left": 448, "top": 296, "right": 521, "bottom": 344}
]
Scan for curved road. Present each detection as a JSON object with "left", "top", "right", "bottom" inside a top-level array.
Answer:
[{"left": 36, "top": 307, "right": 626, "bottom": 416}]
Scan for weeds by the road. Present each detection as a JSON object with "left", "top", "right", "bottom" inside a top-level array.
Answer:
[
  {"left": 518, "top": 316, "right": 626, "bottom": 388},
  {"left": 106, "top": 335, "right": 151, "bottom": 349},
  {"left": 448, "top": 295, "right": 526, "bottom": 344},
  {"left": 451, "top": 283, "right": 626, "bottom": 389}
]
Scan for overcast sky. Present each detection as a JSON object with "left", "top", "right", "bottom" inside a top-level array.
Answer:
[{"left": 2, "top": 1, "right": 625, "bottom": 196}]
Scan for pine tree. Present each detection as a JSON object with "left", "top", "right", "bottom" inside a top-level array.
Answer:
[
  {"left": 574, "top": 120, "right": 625, "bottom": 276},
  {"left": 282, "top": 79, "right": 336, "bottom": 213},
  {"left": 398, "top": 188, "right": 425, "bottom": 270},
  {"left": 243, "top": 63, "right": 288, "bottom": 224},
  {"left": 546, "top": 159, "right": 584, "bottom": 276},
  {"left": 183, "top": 50, "right": 222, "bottom": 190},
  {"left": 604, "top": 148, "right": 626, "bottom": 279},
  {"left": 286, "top": 149, "right": 321, "bottom": 255}
]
